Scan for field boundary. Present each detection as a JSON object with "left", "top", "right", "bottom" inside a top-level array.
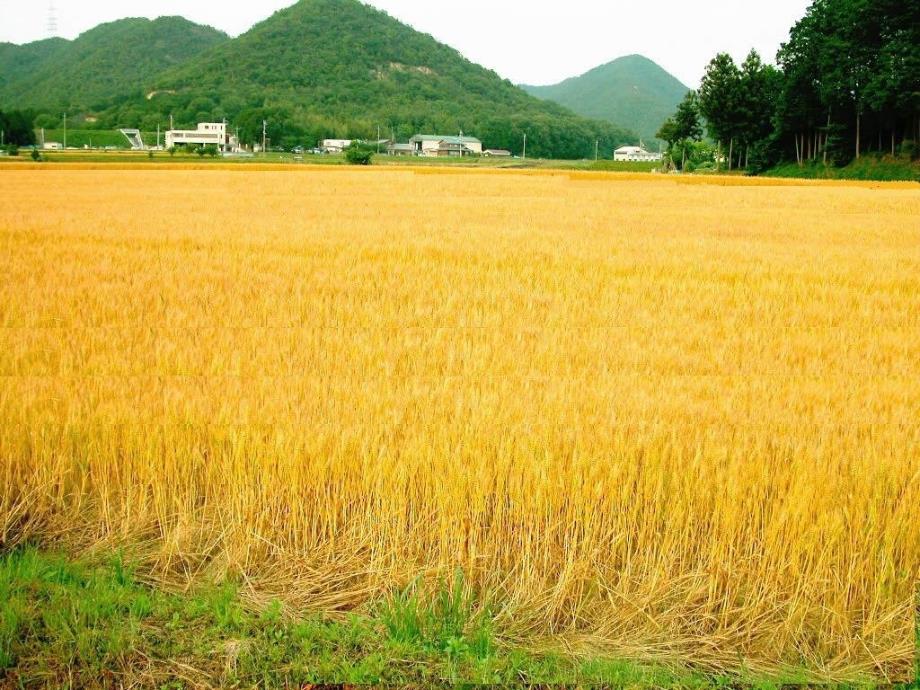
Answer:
[{"left": 1, "top": 161, "right": 917, "bottom": 189}]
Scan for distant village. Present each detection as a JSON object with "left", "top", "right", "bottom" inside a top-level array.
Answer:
[{"left": 37, "top": 121, "right": 663, "bottom": 162}]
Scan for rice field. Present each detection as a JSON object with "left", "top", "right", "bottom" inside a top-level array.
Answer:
[{"left": 1, "top": 167, "right": 918, "bottom": 682}]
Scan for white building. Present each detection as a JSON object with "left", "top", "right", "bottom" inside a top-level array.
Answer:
[
  {"left": 410, "top": 134, "right": 483, "bottom": 157},
  {"left": 614, "top": 145, "right": 662, "bottom": 162},
  {"left": 321, "top": 139, "right": 353, "bottom": 154},
  {"left": 165, "top": 123, "right": 235, "bottom": 152}
]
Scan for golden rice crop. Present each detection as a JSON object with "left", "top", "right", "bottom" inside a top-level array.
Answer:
[{"left": 1, "top": 168, "right": 918, "bottom": 681}]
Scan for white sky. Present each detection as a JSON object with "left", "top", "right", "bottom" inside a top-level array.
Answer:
[{"left": 0, "top": 0, "right": 812, "bottom": 87}]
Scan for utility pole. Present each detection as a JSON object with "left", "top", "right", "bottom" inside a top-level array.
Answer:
[
  {"left": 63, "top": 113, "right": 67, "bottom": 150},
  {"left": 595, "top": 140, "right": 599, "bottom": 161},
  {"left": 523, "top": 133, "right": 527, "bottom": 161},
  {"left": 262, "top": 120, "right": 267, "bottom": 156},
  {"left": 170, "top": 114, "right": 174, "bottom": 130},
  {"left": 377, "top": 125, "right": 381, "bottom": 154},
  {"left": 157, "top": 124, "right": 160, "bottom": 150},
  {"left": 459, "top": 129, "right": 463, "bottom": 158}
]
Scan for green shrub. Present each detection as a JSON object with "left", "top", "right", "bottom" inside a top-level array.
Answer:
[
  {"left": 30, "top": 148, "right": 40, "bottom": 162},
  {"left": 345, "top": 142, "right": 374, "bottom": 165}
]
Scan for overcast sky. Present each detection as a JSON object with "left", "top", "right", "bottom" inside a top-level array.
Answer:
[{"left": 0, "top": 0, "right": 812, "bottom": 87}]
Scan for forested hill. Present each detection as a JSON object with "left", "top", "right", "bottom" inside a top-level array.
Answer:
[
  {"left": 1, "top": 0, "right": 637, "bottom": 158},
  {"left": 132, "top": 0, "right": 636, "bottom": 157},
  {"left": 522, "top": 56, "right": 690, "bottom": 145},
  {"left": 0, "top": 18, "right": 229, "bottom": 111}
]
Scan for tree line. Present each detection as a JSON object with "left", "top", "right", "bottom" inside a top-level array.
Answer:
[{"left": 657, "top": 0, "right": 918, "bottom": 172}]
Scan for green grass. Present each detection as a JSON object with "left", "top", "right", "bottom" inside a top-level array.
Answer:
[
  {"left": 13, "top": 138, "right": 663, "bottom": 173},
  {"left": 31, "top": 150, "right": 318, "bottom": 164},
  {"left": 33, "top": 129, "right": 160, "bottom": 149},
  {"left": 765, "top": 154, "right": 919, "bottom": 182},
  {"left": 0, "top": 548, "right": 817, "bottom": 689},
  {"left": 24, "top": 152, "right": 662, "bottom": 173}
]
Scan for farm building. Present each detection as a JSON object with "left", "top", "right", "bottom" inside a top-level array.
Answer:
[
  {"left": 483, "top": 149, "right": 512, "bottom": 157},
  {"left": 410, "top": 134, "right": 483, "bottom": 157},
  {"left": 321, "top": 139, "right": 352, "bottom": 153},
  {"left": 387, "top": 143, "right": 414, "bottom": 156},
  {"left": 614, "top": 145, "right": 662, "bottom": 162}
]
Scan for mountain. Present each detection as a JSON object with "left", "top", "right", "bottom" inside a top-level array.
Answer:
[
  {"left": 0, "top": 17, "right": 228, "bottom": 111},
  {"left": 1, "top": 1, "right": 640, "bottom": 158},
  {"left": 522, "top": 55, "right": 690, "bottom": 145},
  {"left": 3, "top": 0, "right": 637, "bottom": 158},
  {"left": 131, "top": 0, "right": 637, "bottom": 158}
]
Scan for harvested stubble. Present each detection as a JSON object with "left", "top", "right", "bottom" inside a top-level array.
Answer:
[{"left": 1, "top": 168, "right": 918, "bottom": 681}]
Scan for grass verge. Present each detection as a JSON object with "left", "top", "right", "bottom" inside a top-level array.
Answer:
[
  {"left": 0, "top": 548, "right": 813, "bottom": 689},
  {"left": 765, "top": 154, "right": 919, "bottom": 181}
]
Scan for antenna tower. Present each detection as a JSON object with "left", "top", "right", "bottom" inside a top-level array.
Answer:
[{"left": 47, "top": 2, "right": 59, "bottom": 37}]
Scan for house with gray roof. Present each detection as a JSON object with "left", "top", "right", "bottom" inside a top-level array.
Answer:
[{"left": 409, "top": 134, "right": 483, "bottom": 157}]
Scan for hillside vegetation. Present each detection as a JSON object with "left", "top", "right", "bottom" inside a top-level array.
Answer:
[
  {"left": 121, "top": 0, "right": 635, "bottom": 157},
  {"left": 0, "top": 38, "right": 70, "bottom": 95},
  {"left": 0, "top": 17, "right": 228, "bottom": 112},
  {"left": 523, "top": 55, "right": 689, "bottom": 145}
]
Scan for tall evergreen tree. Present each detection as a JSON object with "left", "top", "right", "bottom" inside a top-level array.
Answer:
[
  {"left": 737, "top": 50, "right": 780, "bottom": 168},
  {"left": 698, "top": 53, "right": 742, "bottom": 170},
  {"left": 672, "top": 91, "right": 703, "bottom": 170}
]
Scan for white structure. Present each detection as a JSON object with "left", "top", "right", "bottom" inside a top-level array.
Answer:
[
  {"left": 42, "top": 141, "right": 63, "bottom": 150},
  {"left": 321, "top": 139, "right": 353, "bottom": 153},
  {"left": 614, "top": 145, "right": 662, "bottom": 162},
  {"left": 166, "top": 122, "right": 235, "bottom": 152},
  {"left": 119, "top": 129, "right": 145, "bottom": 150},
  {"left": 483, "top": 149, "right": 512, "bottom": 157},
  {"left": 410, "top": 134, "right": 483, "bottom": 157}
]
